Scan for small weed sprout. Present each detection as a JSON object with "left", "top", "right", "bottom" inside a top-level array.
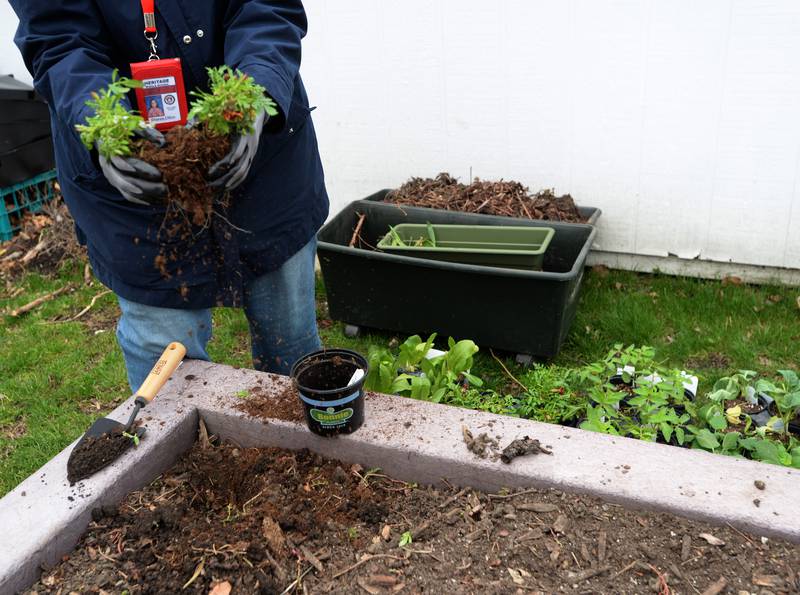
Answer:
[
  {"left": 398, "top": 531, "right": 413, "bottom": 547},
  {"left": 122, "top": 431, "right": 140, "bottom": 446},
  {"left": 235, "top": 389, "right": 250, "bottom": 399}
]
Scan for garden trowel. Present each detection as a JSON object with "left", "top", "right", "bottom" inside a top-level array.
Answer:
[{"left": 67, "top": 341, "right": 187, "bottom": 483}]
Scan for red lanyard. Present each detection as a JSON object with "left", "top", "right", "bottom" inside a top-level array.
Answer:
[
  {"left": 141, "top": 0, "right": 156, "bottom": 33},
  {"left": 140, "top": 0, "right": 159, "bottom": 59}
]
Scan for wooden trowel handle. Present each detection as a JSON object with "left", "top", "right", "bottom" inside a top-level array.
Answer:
[{"left": 135, "top": 342, "right": 187, "bottom": 404}]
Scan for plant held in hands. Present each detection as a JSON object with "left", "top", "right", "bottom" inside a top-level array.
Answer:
[
  {"left": 77, "top": 66, "right": 278, "bottom": 234},
  {"left": 188, "top": 65, "right": 278, "bottom": 136},
  {"left": 76, "top": 72, "right": 145, "bottom": 157}
]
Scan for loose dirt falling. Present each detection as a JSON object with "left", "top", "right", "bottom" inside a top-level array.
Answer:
[{"left": 136, "top": 126, "right": 230, "bottom": 228}]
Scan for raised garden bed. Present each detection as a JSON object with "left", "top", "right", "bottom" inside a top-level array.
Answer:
[
  {"left": 317, "top": 200, "right": 596, "bottom": 360},
  {"left": 25, "top": 439, "right": 800, "bottom": 594},
  {"left": 2, "top": 361, "right": 800, "bottom": 594}
]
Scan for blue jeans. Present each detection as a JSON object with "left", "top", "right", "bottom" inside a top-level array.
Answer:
[{"left": 116, "top": 239, "right": 321, "bottom": 392}]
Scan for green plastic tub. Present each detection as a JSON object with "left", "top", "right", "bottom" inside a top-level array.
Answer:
[{"left": 377, "top": 224, "right": 554, "bottom": 270}]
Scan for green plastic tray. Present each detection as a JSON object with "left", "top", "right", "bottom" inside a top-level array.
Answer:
[{"left": 377, "top": 224, "right": 555, "bottom": 270}]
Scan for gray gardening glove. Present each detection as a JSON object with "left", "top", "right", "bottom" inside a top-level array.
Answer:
[
  {"left": 208, "top": 109, "right": 267, "bottom": 191},
  {"left": 97, "top": 127, "right": 168, "bottom": 205}
]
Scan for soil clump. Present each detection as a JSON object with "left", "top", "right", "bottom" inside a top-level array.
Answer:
[
  {"left": 234, "top": 383, "right": 305, "bottom": 423},
  {"left": 66, "top": 428, "right": 134, "bottom": 484},
  {"left": 136, "top": 126, "right": 230, "bottom": 229}
]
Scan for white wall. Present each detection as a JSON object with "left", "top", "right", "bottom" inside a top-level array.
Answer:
[
  {"left": 0, "top": 4, "right": 31, "bottom": 85},
  {"left": 300, "top": 0, "right": 800, "bottom": 272},
  {"left": 2, "top": 1, "right": 798, "bottom": 272}
]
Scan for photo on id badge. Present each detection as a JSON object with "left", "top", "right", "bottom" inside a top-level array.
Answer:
[{"left": 142, "top": 76, "right": 181, "bottom": 125}]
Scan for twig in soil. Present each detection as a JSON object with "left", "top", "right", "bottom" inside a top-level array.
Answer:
[
  {"left": 182, "top": 558, "right": 205, "bottom": 589},
  {"left": 242, "top": 489, "right": 265, "bottom": 513},
  {"left": 279, "top": 565, "right": 314, "bottom": 595},
  {"left": 349, "top": 212, "right": 366, "bottom": 248},
  {"left": 490, "top": 349, "right": 528, "bottom": 391},
  {"left": 331, "top": 554, "right": 406, "bottom": 579},
  {"left": 21, "top": 238, "right": 47, "bottom": 265},
  {"left": 300, "top": 545, "right": 325, "bottom": 573},
  {"left": 438, "top": 487, "right": 469, "bottom": 509},
  {"left": 487, "top": 488, "right": 541, "bottom": 500},
  {"left": 570, "top": 565, "right": 611, "bottom": 583},
  {"left": 10, "top": 284, "right": 72, "bottom": 317},
  {"left": 611, "top": 560, "right": 640, "bottom": 579},
  {"left": 724, "top": 522, "right": 755, "bottom": 545}
]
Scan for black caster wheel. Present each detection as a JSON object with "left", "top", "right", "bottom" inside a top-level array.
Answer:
[
  {"left": 515, "top": 354, "right": 534, "bottom": 367},
  {"left": 344, "top": 324, "right": 361, "bottom": 338}
]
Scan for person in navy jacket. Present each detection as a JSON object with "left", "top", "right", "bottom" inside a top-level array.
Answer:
[{"left": 10, "top": 1, "right": 329, "bottom": 390}]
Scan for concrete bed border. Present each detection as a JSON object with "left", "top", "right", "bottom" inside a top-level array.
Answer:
[{"left": 2, "top": 360, "right": 799, "bottom": 592}]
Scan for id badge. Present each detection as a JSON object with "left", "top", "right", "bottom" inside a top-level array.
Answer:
[{"left": 130, "top": 58, "right": 188, "bottom": 131}]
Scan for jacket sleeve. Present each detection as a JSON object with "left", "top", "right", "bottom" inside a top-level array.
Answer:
[
  {"left": 223, "top": 1, "right": 307, "bottom": 130},
  {"left": 10, "top": 1, "right": 118, "bottom": 131}
]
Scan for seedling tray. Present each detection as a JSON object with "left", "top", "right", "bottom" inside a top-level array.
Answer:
[
  {"left": 317, "top": 200, "right": 596, "bottom": 358},
  {"left": 378, "top": 223, "right": 554, "bottom": 270}
]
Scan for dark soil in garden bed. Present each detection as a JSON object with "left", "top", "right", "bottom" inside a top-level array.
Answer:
[
  {"left": 29, "top": 440, "right": 800, "bottom": 594},
  {"left": 136, "top": 126, "right": 230, "bottom": 229},
  {"left": 386, "top": 172, "right": 588, "bottom": 223}
]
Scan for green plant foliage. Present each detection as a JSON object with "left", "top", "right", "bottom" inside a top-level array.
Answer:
[
  {"left": 514, "top": 366, "right": 585, "bottom": 424},
  {"left": 122, "top": 431, "right": 140, "bottom": 446},
  {"left": 75, "top": 70, "right": 145, "bottom": 158},
  {"left": 571, "top": 345, "right": 695, "bottom": 446},
  {"left": 364, "top": 334, "right": 482, "bottom": 404},
  {"left": 188, "top": 66, "right": 278, "bottom": 136}
]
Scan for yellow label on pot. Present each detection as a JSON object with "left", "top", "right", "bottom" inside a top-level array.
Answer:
[{"left": 310, "top": 407, "right": 353, "bottom": 426}]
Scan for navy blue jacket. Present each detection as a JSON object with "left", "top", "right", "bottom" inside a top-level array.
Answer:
[{"left": 11, "top": 1, "right": 328, "bottom": 308}]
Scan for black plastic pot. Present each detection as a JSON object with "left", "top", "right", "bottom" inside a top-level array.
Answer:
[
  {"left": 742, "top": 393, "right": 772, "bottom": 428},
  {"left": 363, "top": 189, "right": 602, "bottom": 226},
  {"left": 291, "top": 349, "right": 368, "bottom": 437},
  {"left": 317, "top": 200, "right": 596, "bottom": 359}
]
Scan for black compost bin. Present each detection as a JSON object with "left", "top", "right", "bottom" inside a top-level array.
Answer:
[
  {"left": 363, "top": 189, "right": 602, "bottom": 226},
  {"left": 0, "top": 76, "right": 54, "bottom": 187},
  {"left": 317, "top": 200, "right": 597, "bottom": 359}
]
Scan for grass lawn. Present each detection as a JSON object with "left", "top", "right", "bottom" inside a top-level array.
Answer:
[{"left": 1, "top": 260, "right": 798, "bottom": 496}]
